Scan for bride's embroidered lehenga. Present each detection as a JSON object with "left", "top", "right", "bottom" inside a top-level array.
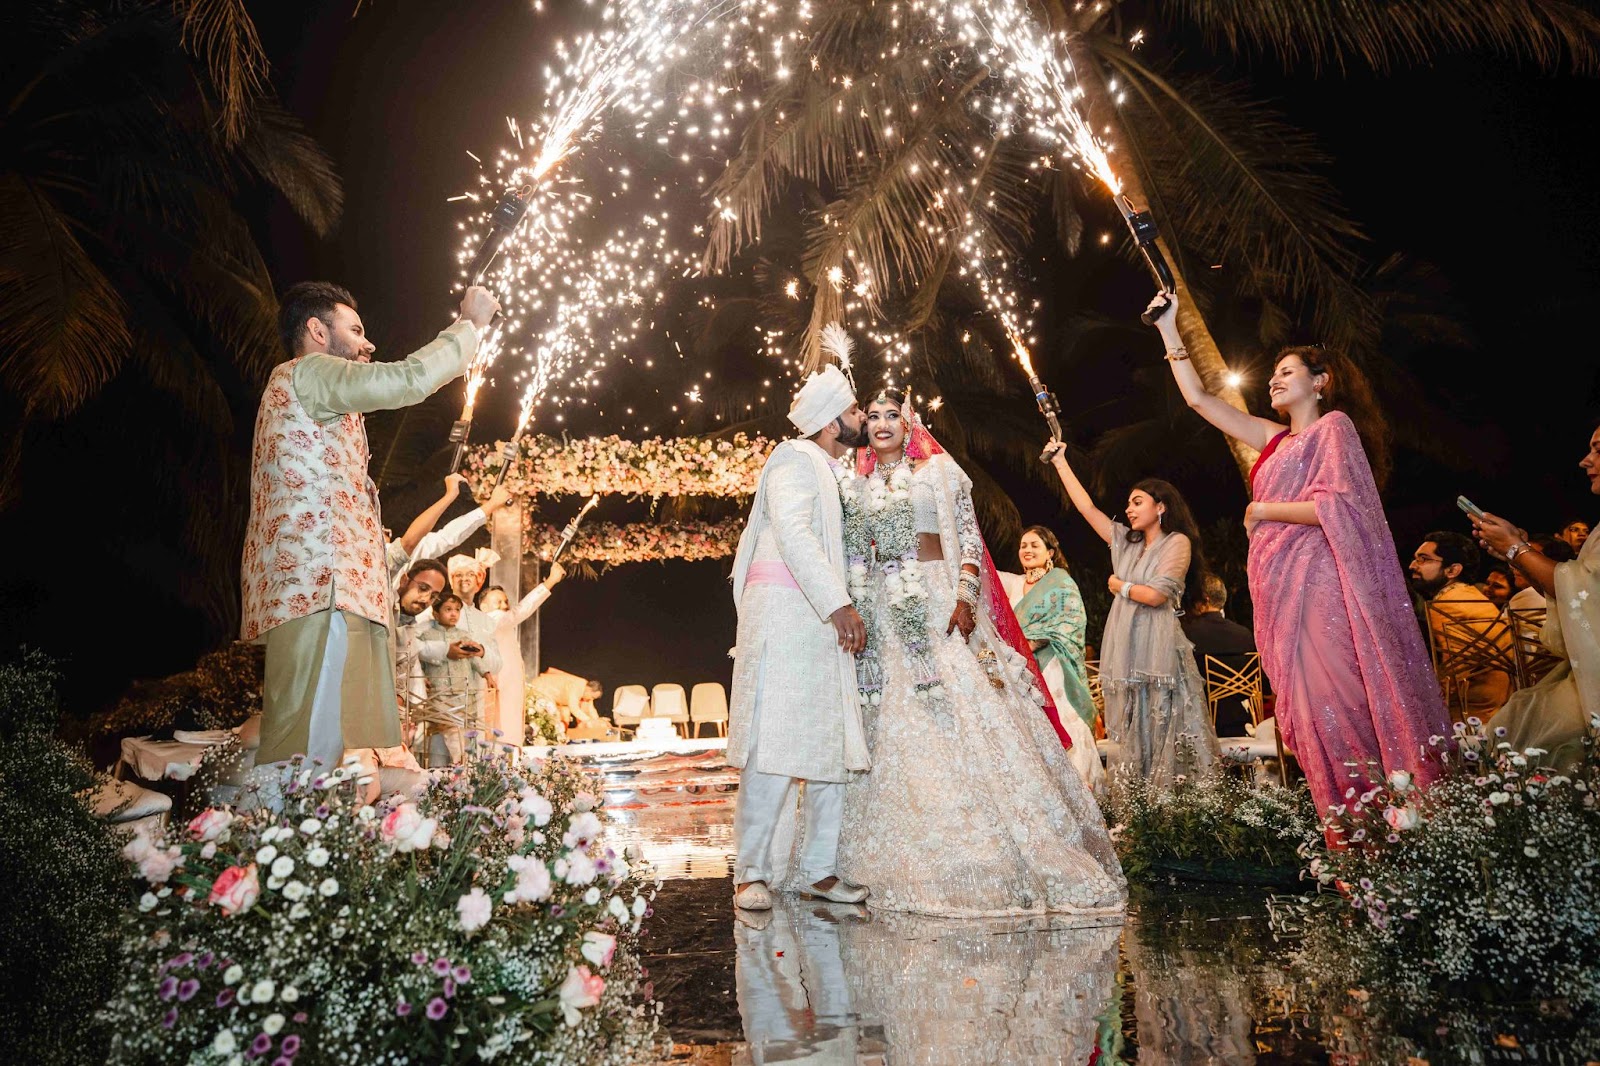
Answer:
[{"left": 835, "top": 433, "right": 1126, "bottom": 919}]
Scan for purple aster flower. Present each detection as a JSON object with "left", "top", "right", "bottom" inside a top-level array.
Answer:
[
  {"left": 425, "top": 997, "right": 448, "bottom": 1021},
  {"left": 171, "top": 951, "right": 194, "bottom": 969},
  {"left": 550, "top": 905, "right": 565, "bottom": 919},
  {"left": 410, "top": 951, "right": 428, "bottom": 966},
  {"left": 252, "top": 1032, "right": 273, "bottom": 1054},
  {"left": 315, "top": 804, "right": 330, "bottom": 818},
  {"left": 177, "top": 979, "right": 200, "bottom": 1002},
  {"left": 452, "top": 964, "right": 471, "bottom": 984},
  {"left": 443, "top": 977, "right": 456, "bottom": 999},
  {"left": 395, "top": 1000, "right": 412, "bottom": 1018},
  {"left": 292, "top": 1012, "right": 307, "bottom": 1024},
  {"left": 273, "top": 1059, "right": 293, "bottom": 1066},
  {"left": 281, "top": 1035, "right": 301, "bottom": 1055},
  {"left": 197, "top": 952, "right": 215, "bottom": 970},
  {"left": 432, "top": 958, "right": 451, "bottom": 977},
  {"left": 215, "top": 989, "right": 235, "bottom": 1008},
  {"left": 161, "top": 1008, "right": 178, "bottom": 1029},
  {"left": 158, "top": 976, "right": 179, "bottom": 1000}
]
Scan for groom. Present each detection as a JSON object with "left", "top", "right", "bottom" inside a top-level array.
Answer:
[{"left": 727, "top": 364, "right": 871, "bottom": 911}]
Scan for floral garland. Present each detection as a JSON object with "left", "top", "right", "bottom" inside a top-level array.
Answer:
[
  {"left": 523, "top": 518, "right": 743, "bottom": 566},
  {"left": 467, "top": 433, "right": 773, "bottom": 500},
  {"left": 839, "top": 462, "right": 945, "bottom": 709}
]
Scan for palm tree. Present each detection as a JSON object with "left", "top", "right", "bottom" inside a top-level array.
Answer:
[
  {"left": 0, "top": 0, "right": 342, "bottom": 632},
  {"left": 699, "top": 0, "right": 1600, "bottom": 479}
]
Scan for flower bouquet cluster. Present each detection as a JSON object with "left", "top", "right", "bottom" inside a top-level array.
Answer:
[
  {"left": 470, "top": 433, "right": 773, "bottom": 500},
  {"left": 524, "top": 688, "right": 564, "bottom": 746},
  {"left": 522, "top": 518, "right": 743, "bottom": 567},
  {"left": 1274, "top": 720, "right": 1600, "bottom": 1012},
  {"left": 1104, "top": 760, "right": 1319, "bottom": 884},
  {"left": 102, "top": 744, "right": 665, "bottom": 1065}
]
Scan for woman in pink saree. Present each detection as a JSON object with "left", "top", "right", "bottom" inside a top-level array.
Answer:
[{"left": 1149, "top": 293, "right": 1450, "bottom": 828}]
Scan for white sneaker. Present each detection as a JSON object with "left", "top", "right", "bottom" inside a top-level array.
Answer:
[
  {"left": 733, "top": 881, "right": 773, "bottom": 910},
  {"left": 803, "top": 878, "right": 869, "bottom": 904}
]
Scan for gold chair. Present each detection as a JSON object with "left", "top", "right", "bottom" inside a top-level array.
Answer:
[
  {"left": 1085, "top": 659, "right": 1104, "bottom": 716},
  {"left": 1201, "top": 652, "right": 1264, "bottom": 732},
  {"left": 1507, "top": 607, "right": 1562, "bottom": 688},
  {"left": 1423, "top": 601, "right": 1518, "bottom": 721}
]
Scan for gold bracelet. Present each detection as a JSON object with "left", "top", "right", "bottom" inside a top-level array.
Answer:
[{"left": 1164, "top": 347, "right": 1190, "bottom": 362}]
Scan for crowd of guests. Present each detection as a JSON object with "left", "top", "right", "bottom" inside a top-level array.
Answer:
[{"left": 991, "top": 293, "right": 1597, "bottom": 839}]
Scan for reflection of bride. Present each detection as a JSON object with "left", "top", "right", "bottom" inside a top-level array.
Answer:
[
  {"left": 735, "top": 898, "right": 1122, "bottom": 1065},
  {"left": 835, "top": 387, "right": 1126, "bottom": 918}
]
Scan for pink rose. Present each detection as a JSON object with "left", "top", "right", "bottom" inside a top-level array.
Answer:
[
  {"left": 122, "top": 834, "right": 183, "bottom": 884},
  {"left": 558, "top": 965, "right": 605, "bottom": 1026},
  {"left": 580, "top": 931, "right": 617, "bottom": 969},
  {"left": 208, "top": 863, "right": 261, "bottom": 916},
  {"left": 456, "top": 888, "right": 493, "bottom": 934},
  {"left": 187, "top": 808, "right": 234, "bottom": 842},
  {"left": 380, "top": 803, "right": 437, "bottom": 853},
  {"left": 1382, "top": 805, "right": 1420, "bottom": 832}
]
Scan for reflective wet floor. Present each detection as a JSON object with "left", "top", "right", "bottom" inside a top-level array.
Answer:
[{"left": 573, "top": 744, "right": 1594, "bottom": 1065}]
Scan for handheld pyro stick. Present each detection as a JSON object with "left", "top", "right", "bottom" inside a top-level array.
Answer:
[
  {"left": 1004, "top": 329, "right": 1064, "bottom": 442},
  {"left": 445, "top": 187, "right": 537, "bottom": 473},
  {"left": 490, "top": 439, "right": 519, "bottom": 491},
  {"left": 1114, "top": 193, "right": 1177, "bottom": 325},
  {"left": 467, "top": 185, "right": 537, "bottom": 285},
  {"left": 549, "top": 495, "right": 600, "bottom": 566}
]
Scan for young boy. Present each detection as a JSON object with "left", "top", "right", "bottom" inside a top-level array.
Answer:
[{"left": 416, "top": 594, "right": 486, "bottom": 764}]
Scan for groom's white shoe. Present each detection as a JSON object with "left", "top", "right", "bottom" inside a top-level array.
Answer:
[
  {"left": 733, "top": 881, "right": 773, "bottom": 911},
  {"left": 802, "top": 877, "right": 869, "bottom": 904}
]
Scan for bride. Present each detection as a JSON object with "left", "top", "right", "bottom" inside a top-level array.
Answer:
[{"left": 835, "top": 387, "right": 1126, "bottom": 918}]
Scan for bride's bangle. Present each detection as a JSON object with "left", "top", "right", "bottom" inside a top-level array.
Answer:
[{"left": 956, "top": 571, "right": 981, "bottom": 606}]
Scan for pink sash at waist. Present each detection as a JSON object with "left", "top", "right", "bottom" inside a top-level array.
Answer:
[{"left": 746, "top": 560, "right": 800, "bottom": 590}]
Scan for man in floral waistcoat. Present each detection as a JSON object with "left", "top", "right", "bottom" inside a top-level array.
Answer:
[{"left": 241, "top": 281, "right": 498, "bottom": 779}]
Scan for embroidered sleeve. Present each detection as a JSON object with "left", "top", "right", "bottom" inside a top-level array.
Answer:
[{"left": 953, "top": 480, "right": 983, "bottom": 569}]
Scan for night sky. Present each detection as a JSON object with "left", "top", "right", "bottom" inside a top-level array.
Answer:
[{"left": 6, "top": 0, "right": 1599, "bottom": 718}]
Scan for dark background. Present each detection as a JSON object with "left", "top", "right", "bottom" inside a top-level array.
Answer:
[{"left": 3, "top": 0, "right": 1597, "bottom": 719}]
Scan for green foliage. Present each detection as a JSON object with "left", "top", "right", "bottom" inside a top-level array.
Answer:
[
  {"left": 97, "top": 642, "right": 264, "bottom": 738},
  {"left": 1105, "top": 763, "right": 1319, "bottom": 883},
  {"left": 0, "top": 651, "right": 126, "bottom": 1064}
]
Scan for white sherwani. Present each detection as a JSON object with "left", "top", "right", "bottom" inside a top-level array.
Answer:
[{"left": 729, "top": 439, "right": 869, "bottom": 782}]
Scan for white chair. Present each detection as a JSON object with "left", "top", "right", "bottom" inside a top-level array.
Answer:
[
  {"left": 689, "top": 682, "right": 729, "bottom": 738},
  {"left": 651, "top": 683, "right": 691, "bottom": 738},
  {"left": 612, "top": 685, "right": 650, "bottom": 738},
  {"left": 79, "top": 778, "right": 173, "bottom": 835}
]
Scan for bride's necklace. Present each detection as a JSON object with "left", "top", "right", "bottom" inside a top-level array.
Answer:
[{"left": 875, "top": 450, "right": 908, "bottom": 477}]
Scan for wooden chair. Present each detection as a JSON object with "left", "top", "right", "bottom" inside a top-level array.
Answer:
[
  {"left": 689, "top": 682, "right": 729, "bottom": 738},
  {"left": 1424, "top": 602, "right": 1519, "bottom": 721},
  {"left": 1508, "top": 607, "right": 1562, "bottom": 688},
  {"left": 1201, "top": 652, "right": 1264, "bottom": 733}
]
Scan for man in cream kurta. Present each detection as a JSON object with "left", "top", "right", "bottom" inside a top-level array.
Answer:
[
  {"left": 728, "top": 364, "right": 870, "bottom": 911},
  {"left": 241, "top": 281, "right": 498, "bottom": 787}
]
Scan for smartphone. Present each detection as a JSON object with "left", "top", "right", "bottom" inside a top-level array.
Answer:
[{"left": 1456, "top": 495, "right": 1486, "bottom": 520}]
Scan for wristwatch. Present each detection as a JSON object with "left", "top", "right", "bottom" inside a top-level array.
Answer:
[{"left": 1505, "top": 541, "right": 1533, "bottom": 566}]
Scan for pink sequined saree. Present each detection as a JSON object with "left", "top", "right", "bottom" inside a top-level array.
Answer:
[{"left": 1248, "top": 411, "right": 1450, "bottom": 822}]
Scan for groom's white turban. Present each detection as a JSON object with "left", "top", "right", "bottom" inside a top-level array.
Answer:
[{"left": 787, "top": 364, "right": 855, "bottom": 437}]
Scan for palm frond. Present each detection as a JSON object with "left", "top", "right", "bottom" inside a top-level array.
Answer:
[
  {"left": 0, "top": 173, "right": 133, "bottom": 417},
  {"left": 237, "top": 98, "right": 344, "bottom": 236},
  {"left": 1168, "top": 0, "right": 1600, "bottom": 76},
  {"left": 174, "top": 0, "right": 270, "bottom": 144},
  {"left": 1097, "top": 45, "right": 1380, "bottom": 353}
]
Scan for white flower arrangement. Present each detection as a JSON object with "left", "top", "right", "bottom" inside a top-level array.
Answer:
[
  {"left": 1273, "top": 723, "right": 1600, "bottom": 1014},
  {"left": 101, "top": 742, "right": 665, "bottom": 1065},
  {"left": 469, "top": 432, "right": 774, "bottom": 501}
]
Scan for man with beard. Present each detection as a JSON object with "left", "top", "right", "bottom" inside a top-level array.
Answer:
[
  {"left": 241, "top": 280, "right": 497, "bottom": 787},
  {"left": 1409, "top": 530, "right": 1512, "bottom": 718}
]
